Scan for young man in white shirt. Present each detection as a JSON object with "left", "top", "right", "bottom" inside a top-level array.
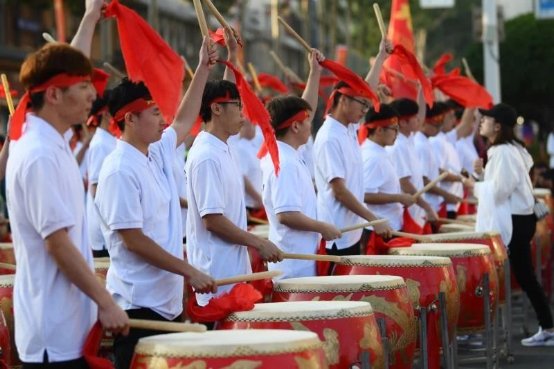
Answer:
[
  {"left": 6, "top": 2, "right": 129, "bottom": 367},
  {"left": 186, "top": 80, "right": 284, "bottom": 311},
  {"left": 388, "top": 97, "right": 438, "bottom": 230},
  {"left": 314, "top": 82, "right": 392, "bottom": 263},
  {"left": 261, "top": 50, "right": 341, "bottom": 280},
  {"left": 95, "top": 40, "right": 217, "bottom": 369},
  {"left": 86, "top": 90, "right": 117, "bottom": 257}
]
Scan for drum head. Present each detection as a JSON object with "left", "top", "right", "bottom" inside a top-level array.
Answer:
[
  {"left": 533, "top": 188, "right": 550, "bottom": 198},
  {"left": 0, "top": 243, "right": 12, "bottom": 250},
  {"left": 339, "top": 255, "right": 452, "bottom": 267},
  {"left": 135, "top": 329, "right": 321, "bottom": 357},
  {"left": 274, "top": 275, "right": 405, "bottom": 293},
  {"left": 94, "top": 259, "right": 110, "bottom": 270},
  {"left": 439, "top": 224, "right": 474, "bottom": 233},
  {"left": 0, "top": 275, "right": 14, "bottom": 287},
  {"left": 389, "top": 243, "right": 490, "bottom": 257}
]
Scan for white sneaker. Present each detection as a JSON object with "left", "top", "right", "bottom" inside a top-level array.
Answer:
[{"left": 521, "top": 328, "right": 554, "bottom": 347}]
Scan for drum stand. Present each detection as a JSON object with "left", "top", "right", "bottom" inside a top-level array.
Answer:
[
  {"left": 498, "top": 260, "right": 515, "bottom": 363},
  {"left": 454, "top": 273, "right": 499, "bottom": 369}
]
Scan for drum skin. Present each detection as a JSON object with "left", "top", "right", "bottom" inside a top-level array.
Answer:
[
  {"left": 272, "top": 275, "right": 416, "bottom": 369},
  {"left": 334, "top": 255, "right": 459, "bottom": 342},
  {"left": 130, "top": 329, "right": 328, "bottom": 369},
  {"left": 220, "top": 301, "right": 384, "bottom": 369},
  {"left": 390, "top": 244, "right": 498, "bottom": 334}
]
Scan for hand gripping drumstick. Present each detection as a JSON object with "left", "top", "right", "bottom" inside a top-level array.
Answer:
[
  {"left": 129, "top": 319, "right": 207, "bottom": 332},
  {"left": 413, "top": 172, "right": 449, "bottom": 200}
]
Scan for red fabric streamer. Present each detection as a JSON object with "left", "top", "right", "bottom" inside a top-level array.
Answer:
[
  {"left": 365, "top": 232, "right": 413, "bottom": 255},
  {"left": 219, "top": 60, "right": 280, "bottom": 174},
  {"left": 432, "top": 53, "right": 454, "bottom": 76},
  {"left": 258, "top": 73, "right": 289, "bottom": 93},
  {"left": 389, "top": 45, "right": 434, "bottom": 107},
  {"left": 402, "top": 208, "right": 425, "bottom": 234},
  {"left": 104, "top": 0, "right": 184, "bottom": 125},
  {"left": 209, "top": 28, "right": 226, "bottom": 46},
  {"left": 316, "top": 238, "right": 330, "bottom": 276},
  {"left": 10, "top": 70, "right": 109, "bottom": 140},
  {"left": 186, "top": 283, "right": 262, "bottom": 323},
  {"left": 431, "top": 74, "right": 493, "bottom": 108},
  {"left": 320, "top": 59, "right": 380, "bottom": 113},
  {"left": 83, "top": 322, "right": 113, "bottom": 369}
]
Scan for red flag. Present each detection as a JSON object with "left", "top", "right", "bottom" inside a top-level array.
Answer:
[
  {"left": 83, "top": 322, "right": 113, "bottom": 369},
  {"left": 104, "top": 0, "right": 184, "bottom": 124},
  {"left": 209, "top": 28, "right": 226, "bottom": 46},
  {"left": 0, "top": 86, "right": 18, "bottom": 99},
  {"left": 431, "top": 74, "right": 493, "bottom": 108},
  {"left": 390, "top": 45, "right": 433, "bottom": 106},
  {"left": 258, "top": 73, "right": 289, "bottom": 93},
  {"left": 432, "top": 53, "right": 454, "bottom": 76}
]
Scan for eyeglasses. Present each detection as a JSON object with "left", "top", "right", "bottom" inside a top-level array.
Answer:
[
  {"left": 218, "top": 101, "right": 243, "bottom": 109},
  {"left": 383, "top": 125, "right": 399, "bottom": 132},
  {"left": 347, "top": 96, "right": 370, "bottom": 112}
]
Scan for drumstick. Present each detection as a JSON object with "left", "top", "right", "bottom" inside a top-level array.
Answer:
[
  {"left": 390, "top": 231, "right": 432, "bottom": 243},
  {"left": 282, "top": 253, "right": 342, "bottom": 263},
  {"left": 437, "top": 217, "right": 474, "bottom": 225},
  {"left": 215, "top": 270, "right": 282, "bottom": 286},
  {"left": 413, "top": 172, "right": 449, "bottom": 199},
  {"left": 42, "top": 32, "right": 57, "bottom": 44},
  {"left": 193, "top": 0, "right": 210, "bottom": 37},
  {"left": 462, "top": 58, "right": 476, "bottom": 81},
  {"left": 278, "top": 17, "right": 311, "bottom": 52},
  {"left": 339, "top": 218, "right": 388, "bottom": 233},
  {"left": 247, "top": 215, "right": 269, "bottom": 225},
  {"left": 373, "top": 3, "right": 387, "bottom": 39},
  {"left": 180, "top": 56, "right": 195, "bottom": 80},
  {"left": 102, "top": 62, "right": 126, "bottom": 79},
  {"left": 0, "top": 263, "right": 15, "bottom": 271},
  {"left": 247, "top": 63, "right": 263, "bottom": 93},
  {"left": 461, "top": 197, "right": 478, "bottom": 205},
  {"left": 202, "top": 0, "right": 231, "bottom": 29},
  {"left": 129, "top": 319, "right": 207, "bottom": 332},
  {"left": 1, "top": 74, "right": 15, "bottom": 116},
  {"left": 270, "top": 51, "right": 288, "bottom": 74}
]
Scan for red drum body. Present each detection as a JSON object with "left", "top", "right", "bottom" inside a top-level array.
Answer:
[
  {"left": 0, "top": 275, "right": 17, "bottom": 366},
  {"left": 221, "top": 301, "right": 383, "bottom": 369},
  {"left": 130, "top": 330, "right": 328, "bottom": 369},
  {"left": 390, "top": 244, "right": 498, "bottom": 333},
  {"left": 0, "top": 309, "right": 11, "bottom": 368},
  {"left": 334, "top": 255, "right": 459, "bottom": 342},
  {"left": 0, "top": 244, "right": 14, "bottom": 265},
  {"left": 425, "top": 232, "right": 509, "bottom": 302},
  {"left": 272, "top": 275, "right": 416, "bottom": 369}
]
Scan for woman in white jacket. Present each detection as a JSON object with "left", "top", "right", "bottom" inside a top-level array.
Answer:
[{"left": 472, "top": 103, "right": 554, "bottom": 346}]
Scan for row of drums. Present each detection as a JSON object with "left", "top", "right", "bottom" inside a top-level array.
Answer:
[{"left": 0, "top": 235, "right": 502, "bottom": 369}]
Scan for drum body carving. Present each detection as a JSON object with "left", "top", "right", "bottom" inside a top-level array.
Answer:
[
  {"left": 272, "top": 275, "right": 416, "bottom": 369},
  {"left": 220, "top": 301, "right": 383, "bottom": 369},
  {"left": 130, "top": 329, "right": 328, "bottom": 369}
]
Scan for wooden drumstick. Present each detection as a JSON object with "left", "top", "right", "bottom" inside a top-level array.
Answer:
[
  {"left": 413, "top": 172, "right": 449, "bottom": 200},
  {"left": 202, "top": 0, "right": 231, "bottom": 29},
  {"left": 390, "top": 231, "right": 432, "bottom": 243},
  {"left": 373, "top": 3, "right": 387, "bottom": 39},
  {"left": 461, "top": 197, "right": 478, "bottom": 205},
  {"left": 340, "top": 218, "right": 388, "bottom": 233},
  {"left": 437, "top": 217, "right": 474, "bottom": 225},
  {"left": 193, "top": 0, "right": 210, "bottom": 38},
  {"left": 278, "top": 16, "right": 311, "bottom": 52},
  {"left": 129, "top": 319, "right": 207, "bottom": 332},
  {"left": 247, "top": 63, "right": 263, "bottom": 93},
  {"left": 462, "top": 58, "right": 476, "bottom": 81},
  {"left": 180, "top": 56, "right": 195, "bottom": 80},
  {"left": 42, "top": 32, "right": 57, "bottom": 44},
  {"left": 1, "top": 74, "right": 15, "bottom": 116},
  {"left": 215, "top": 270, "right": 282, "bottom": 286},
  {"left": 0, "top": 263, "right": 16, "bottom": 271},
  {"left": 247, "top": 215, "right": 269, "bottom": 225},
  {"left": 269, "top": 51, "right": 288, "bottom": 74},
  {"left": 102, "top": 62, "right": 126, "bottom": 79},
  {"left": 282, "top": 253, "right": 342, "bottom": 263}
]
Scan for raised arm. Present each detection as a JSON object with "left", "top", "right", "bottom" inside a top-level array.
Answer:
[
  {"left": 365, "top": 39, "right": 392, "bottom": 91},
  {"left": 301, "top": 49, "right": 324, "bottom": 116},
  {"left": 171, "top": 37, "right": 217, "bottom": 146},
  {"left": 70, "top": 0, "right": 103, "bottom": 57},
  {"left": 456, "top": 108, "right": 477, "bottom": 139}
]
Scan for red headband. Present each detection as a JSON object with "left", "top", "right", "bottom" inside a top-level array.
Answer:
[
  {"left": 425, "top": 114, "right": 444, "bottom": 125},
  {"left": 276, "top": 110, "right": 310, "bottom": 130},
  {"left": 325, "top": 86, "right": 369, "bottom": 114},
  {"left": 86, "top": 107, "right": 108, "bottom": 127},
  {"left": 10, "top": 69, "right": 109, "bottom": 140},
  {"left": 357, "top": 117, "right": 398, "bottom": 144},
  {"left": 109, "top": 98, "right": 156, "bottom": 138}
]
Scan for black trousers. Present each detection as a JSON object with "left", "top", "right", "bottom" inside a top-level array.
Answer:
[
  {"left": 22, "top": 352, "right": 89, "bottom": 369},
  {"left": 114, "top": 308, "right": 181, "bottom": 369},
  {"left": 509, "top": 214, "right": 553, "bottom": 329},
  {"left": 326, "top": 239, "right": 361, "bottom": 275}
]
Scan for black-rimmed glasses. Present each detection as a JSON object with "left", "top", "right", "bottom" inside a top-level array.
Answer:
[{"left": 346, "top": 96, "right": 370, "bottom": 112}]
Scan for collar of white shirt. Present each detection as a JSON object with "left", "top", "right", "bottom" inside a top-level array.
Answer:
[
  {"left": 24, "top": 114, "right": 68, "bottom": 150},
  {"left": 364, "top": 138, "right": 387, "bottom": 153},
  {"left": 117, "top": 139, "right": 149, "bottom": 166},
  {"left": 325, "top": 115, "right": 350, "bottom": 135},
  {"left": 95, "top": 127, "right": 116, "bottom": 141},
  {"left": 277, "top": 140, "right": 300, "bottom": 158},
  {"left": 198, "top": 131, "right": 230, "bottom": 154}
]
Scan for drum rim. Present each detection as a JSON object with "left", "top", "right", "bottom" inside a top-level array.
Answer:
[
  {"left": 338, "top": 255, "right": 452, "bottom": 267},
  {"left": 390, "top": 243, "right": 491, "bottom": 257},
  {"left": 426, "top": 231, "right": 500, "bottom": 242},
  {"left": 0, "top": 274, "right": 14, "bottom": 286},
  {"left": 134, "top": 330, "right": 322, "bottom": 357},
  {"left": 226, "top": 301, "right": 374, "bottom": 321},
  {"left": 273, "top": 275, "right": 406, "bottom": 292}
]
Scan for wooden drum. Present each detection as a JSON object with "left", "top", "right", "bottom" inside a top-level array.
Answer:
[
  {"left": 389, "top": 244, "right": 498, "bottom": 334},
  {"left": 438, "top": 223, "right": 474, "bottom": 233},
  {"left": 0, "top": 243, "right": 15, "bottom": 265},
  {"left": 221, "top": 301, "right": 383, "bottom": 369},
  {"left": 272, "top": 275, "right": 416, "bottom": 369},
  {"left": 130, "top": 329, "right": 328, "bottom": 369},
  {"left": 0, "top": 275, "right": 16, "bottom": 366},
  {"left": 0, "top": 310, "right": 11, "bottom": 368},
  {"left": 424, "top": 231, "right": 509, "bottom": 302},
  {"left": 334, "top": 255, "right": 460, "bottom": 341}
]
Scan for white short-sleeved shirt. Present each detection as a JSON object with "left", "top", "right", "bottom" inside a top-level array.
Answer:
[
  {"left": 387, "top": 132, "right": 427, "bottom": 226},
  {"left": 430, "top": 132, "right": 463, "bottom": 211},
  {"left": 261, "top": 141, "right": 319, "bottom": 280},
  {"left": 185, "top": 132, "right": 251, "bottom": 306},
  {"left": 86, "top": 128, "right": 117, "bottom": 251},
  {"left": 361, "top": 139, "right": 403, "bottom": 231},
  {"left": 173, "top": 144, "right": 187, "bottom": 239},
  {"left": 6, "top": 115, "right": 96, "bottom": 362},
  {"left": 457, "top": 135, "right": 479, "bottom": 175},
  {"left": 314, "top": 116, "right": 364, "bottom": 249},
  {"left": 233, "top": 138, "right": 263, "bottom": 208},
  {"left": 413, "top": 132, "right": 443, "bottom": 211},
  {"left": 299, "top": 135, "right": 315, "bottom": 180},
  {"left": 95, "top": 128, "right": 183, "bottom": 320},
  {"left": 72, "top": 141, "right": 89, "bottom": 182}
]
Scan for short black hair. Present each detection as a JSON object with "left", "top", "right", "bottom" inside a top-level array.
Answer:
[
  {"left": 391, "top": 98, "right": 418, "bottom": 118},
  {"left": 108, "top": 79, "right": 151, "bottom": 131},
  {"left": 330, "top": 81, "right": 351, "bottom": 110},
  {"left": 200, "top": 80, "right": 241, "bottom": 123},
  {"left": 364, "top": 103, "right": 398, "bottom": 137},
  {"left": 266, "top": 96, "right": 312, "bottom": 138},
  {"left": 90, "top": 89, "right": 111, "bottom": 116}
]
